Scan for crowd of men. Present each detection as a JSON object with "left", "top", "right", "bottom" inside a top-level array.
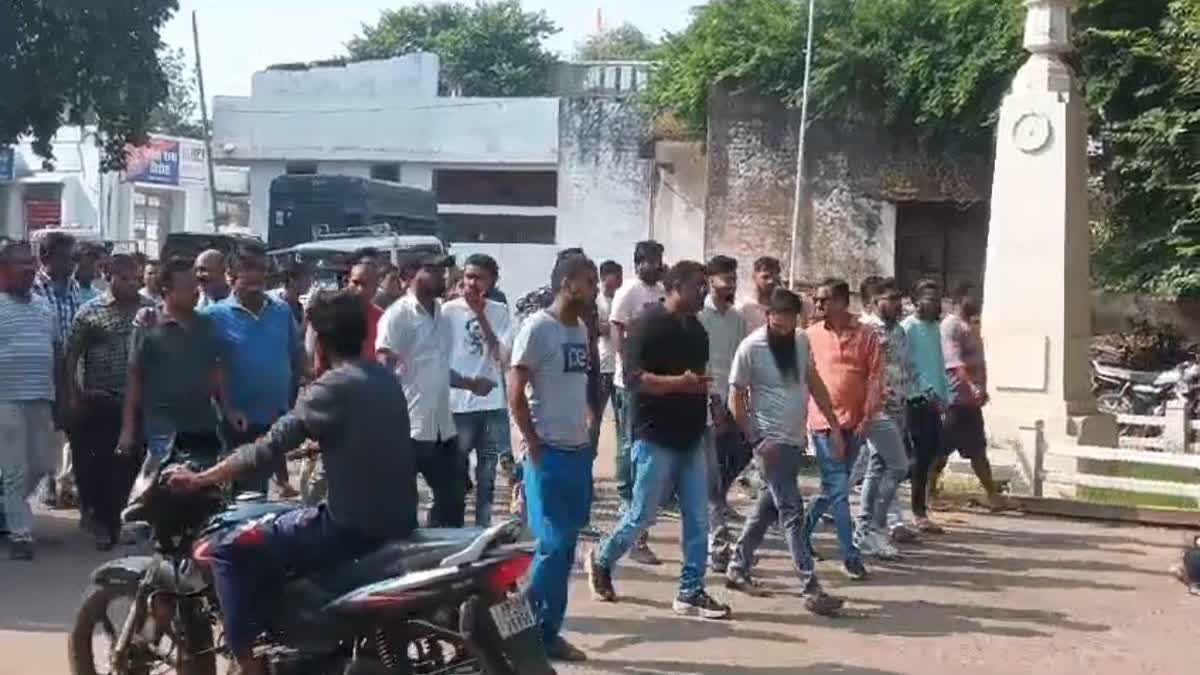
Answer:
[{"left": 0, "top": 230, "right": 1005, "bottom": 667}]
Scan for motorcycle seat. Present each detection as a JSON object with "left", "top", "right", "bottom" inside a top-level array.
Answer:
[{"left": 309, "top": 527, "right": 486, "bottom": 595}]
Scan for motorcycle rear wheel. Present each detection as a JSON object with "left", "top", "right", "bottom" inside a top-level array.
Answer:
[{"left": 68, "top": 583, "right": 217, "bottom": 675}]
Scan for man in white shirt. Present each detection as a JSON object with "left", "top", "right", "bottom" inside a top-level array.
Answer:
[
  {"left": 696, "top": 255, "right": 749, "bottom": 572},
  {"left": 444, "top": 254, "right": 513, "bottom": 527},
  {"left": 594, "top": 260, "right": 623, "bottom": 447},
  {"left": 376, "top": 254, "right": 493, "bottom": 527},
  {"left": 607, "top": 240, "right": 666, "bottom": 565},
  {"left": 737, "top": 256, "right": 781, "bottom": 333}
]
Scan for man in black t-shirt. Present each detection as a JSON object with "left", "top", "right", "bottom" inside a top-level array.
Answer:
[{"left": 588, "top": 261, "right": 732, "bottom": 620}]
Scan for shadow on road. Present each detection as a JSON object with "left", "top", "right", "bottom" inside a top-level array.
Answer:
[{"left": 581, "top": 658, "right": 906, "bottom": 675}]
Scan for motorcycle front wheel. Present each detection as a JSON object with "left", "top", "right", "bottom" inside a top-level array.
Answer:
[{"left": 68, "top": 583, "right": 217, "bottom": 675}]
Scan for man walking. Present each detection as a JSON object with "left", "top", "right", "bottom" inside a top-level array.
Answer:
[
  {"left": 937, "top": 284, "right": 1004, "bottom": 509},
  {"left": 445, "top": 254, "right": 513, "bottom": 527},
  {"left": 588, "top": 261, "right": 732, "bottom": 620},
  {"left": 725, "top": 289, "right": 844, "bottom": 615},
  {"left": 902, "top": 279, "right": 951, "bottom": 533},
  {"left": 738, "top": 256, "right": 781, "bottom": 332},
  {"left": 194, "top": 249, "right": 230, "bottom": 310},
  {"left": 608, "top": 240, "right": 666, "bottom": 565},
  {"left": 0, "top": 240, "right": 59, "bottom": 560},
  {"left": 120, "top": 258, "right": 230, "bottom": 468},
  {"left": 856, "top": 278, "right": 914, "bottom": 558},
  {"left": 696, "top": 255, "right": 749, "bottom": 572},
  {"left": 74, "top": 242, "right": 104, "bottom": 305},
  {"left": 377, "top": 254, "right": 492, "bottom": 528},
  {"left": 204, "top": 242, "right": 301, "bottom": 496},
  {"left": 509, "top": 254, "right": 597, "bottom": 662},
  {"left": 65, "top": 254, "right": 154, "bottom": 549},
  {"left": 595, "top": 260, "right": 623, "bottom": 447},
  {"left": 802, "top": 278, "right": 881, "bottom": 581}
]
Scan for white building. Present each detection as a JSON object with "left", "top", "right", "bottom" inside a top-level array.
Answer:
[
  {"left": 0, "top": 127, "right": 249, "bottom": 258},
  {"left": 212, "top": 53, "right": 653, "bottom": 299}
]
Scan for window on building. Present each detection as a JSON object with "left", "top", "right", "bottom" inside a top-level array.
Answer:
[
  {"left": 370, "top": 163, "right": 401, "bottom": 183},
  {"left": 285, "top": 161, "right": 318, "bottom": 175},
  {"left": 440, "top": 213, "right": 556, "bottom": 244},
  {"left": 434, "top": 170, "right": 557, "bottom": 207},
  {"left": 132, "top": 190, "right": 175, "bottom": 259}
]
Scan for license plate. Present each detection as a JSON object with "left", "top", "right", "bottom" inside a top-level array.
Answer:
[{"left": 488, "top": 596, "right": 536, "bottom": 639}]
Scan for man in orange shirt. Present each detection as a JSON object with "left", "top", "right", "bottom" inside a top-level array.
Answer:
[{"left": 803, "top": 278, "right": 883, "bottom": 581}]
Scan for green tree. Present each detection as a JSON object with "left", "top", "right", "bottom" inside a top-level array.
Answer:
[
  {"left": 0, "top": 0, "right": 179, "bottom": 169},
  {"left": 347, "top": 1, "right": 559, "bottom": 97},
  {"left": 575, "top": 23, "right": 659, "bottom": 61},
  {"left": 148, "top": 47, "right": 205, "bottom": 139}
]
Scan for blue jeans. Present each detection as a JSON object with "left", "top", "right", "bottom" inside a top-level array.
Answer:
[
  {"left": 857, "top": 417, "right": 909, "bottom": 534},
  {"left": 524, "top": 446, "right": 593, "bottom": 643},
  {"left": 731, "top": 442, "right": 819, "bottom": 593},
  {"left": 612, "top": 387, "right": 633, "bottom": 509},
  {"left": 596, "top": 438, "right": 709, "bottom": 596},
  {"left": 803, "top": 430, "right": 863, "bottom": 565},
  {"left": 454, "top": 409, "right": 511, "bottom": 527}
]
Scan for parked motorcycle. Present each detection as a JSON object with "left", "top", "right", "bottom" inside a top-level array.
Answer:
[
  {"left": 1092, "top": 359, "right": 1200, "bottom": 416},
  {"left": 69, "top": 450, "right": 555, "bottom": 675}
]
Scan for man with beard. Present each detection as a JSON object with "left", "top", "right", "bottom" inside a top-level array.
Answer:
[
  {"left": 194, "top": 249, "right": 230, "bottom": 310},
  {"left": 607, "top": 240, "right": 667, "bottom": 565},
  {"left": 377, "top": 254, "right": 493, "bottom": 527},
  {"left": 855, "top": 278, "right": 915, "bottom": 558},
  {"left": 589, "top": 261, "right": 732, "bottom": 620},
  {"left": 724, "top": 289, "right": 844, "bottom": 615},
  {"left": 0, "top": 240, "right": 58, "bottom": 560},
  {"left": 902, "top": 278, "right": 951, "bottom": 534},
  {"left": 509, "top": 254, "right": 597, "bottom": 662},
  {"left": 65, "top": 254, "right": 156, "bottom": 549},
  {"left": 737, "top": 256, "right": 781, "bottom": 332},
  {"left": 696, "top": 255, "right": 749, "bottom": 572},
  {"left": 802, "top": 278, "right": 881, "bottom": 581}
]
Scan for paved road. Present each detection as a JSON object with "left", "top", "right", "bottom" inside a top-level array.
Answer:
[{"left": 3, "top": 424, "right": 1198, "bottom": 674}]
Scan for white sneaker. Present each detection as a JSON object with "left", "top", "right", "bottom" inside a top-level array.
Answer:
[
  {"left": 869, "top": 531, "right": 900, "bottom": 560},
  {"left": 854, "top": 531, "right": 879, "bottom": 557}
]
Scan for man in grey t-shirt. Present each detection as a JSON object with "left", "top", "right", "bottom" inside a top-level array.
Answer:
[
  {"left": 726, "top": 288, "right": 844, "bottom": 616},
  {"left": 508, "top": 254, "right": 597, "bottom": 663}
]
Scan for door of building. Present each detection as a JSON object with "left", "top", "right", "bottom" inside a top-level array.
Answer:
[{"left": 894, "top": 201, "right": 989, "bottom": 298}]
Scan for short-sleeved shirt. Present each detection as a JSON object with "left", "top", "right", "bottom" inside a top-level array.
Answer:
[
  {"left": 203, "top": 293, "right": 299, "bottom": 427},
  {"left": 902, "top": 316, "right": 950, "bottom": 404},
  {"left": 0, "top": 293, "right": 58, "bottom": 402},
  {"left": 805, "top": 317, "right": 882, "bottom": 432},
  {"left": 737, "top": 296, "right": 768, "bottom": 333},
  {"left": 942, "top": 314, "right": 987, "bottom": 407},
  {"left": 69, "top": 294, "right": 155, "bottom": 397},
  {"left": 730, "top": 327, "right": 811, "bottom": 447},
  {"left": 444, "top": 297, "right": 513, "bottom": 414},
  {"left": 32, "top": 269, "right": 81, "bottom": 347},
  {"left": 597, "top": 292, "right": 617, "bottom": 375},
  {"left": 511, "top": 310, "right": 591, "bottom": 449},
  {"left": 624, "top": 304, "right": 709, "bottom": 450},
  {"left": 862, "top": 313, "right": 911, "bottom": 420},
  {"left": 610, "top": 279, "right": 665, "bottom": 389},
  {"left": 697, "top": 296, "right": 749, "bottom": 402},
  {"left": 376, "top": 293, "right": 456, "bottom": 442},
  {"left": 130, "top": 313, "right": 222, "bottom": 434}
]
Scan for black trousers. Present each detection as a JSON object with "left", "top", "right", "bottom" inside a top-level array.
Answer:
[
  {"left": 414, "top": 437, "right": 466, "bottom": 528},
  {"left": 67, "top": 394, "right": 138, "bottom": 539},
  {"left": 906, "top": 398, "right": 944, "bottom": 518},
  {"left": 221, "top": 423, "right": 280, "bottom": 495}
]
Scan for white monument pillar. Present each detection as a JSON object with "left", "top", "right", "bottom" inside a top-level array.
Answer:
[{"left": 981, "top": 0, "right": 1116, "bottom": 447}]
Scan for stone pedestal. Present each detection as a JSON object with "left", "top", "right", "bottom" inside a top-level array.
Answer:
[{"left": 981, "top": 0, "right": 1117, "bottom": 449}]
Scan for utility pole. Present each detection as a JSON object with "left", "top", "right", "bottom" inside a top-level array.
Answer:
[
  {"left": 193, "top": 11, "right": 220, "bottom": 231},
  {"left": 787, "top": 0, "right": 817, "bottom": 286}
]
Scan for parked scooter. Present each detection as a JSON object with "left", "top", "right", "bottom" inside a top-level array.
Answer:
[
  {"left": 69, "top": 449, "right": 555, "bottom": 675},
  {"left": 1092, "top": 359, "right": 1200, "bottom": 416}
]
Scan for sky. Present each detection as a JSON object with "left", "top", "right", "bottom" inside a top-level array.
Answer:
[{"left": 161, "top": 0, "right": 699, "bottom": 101}]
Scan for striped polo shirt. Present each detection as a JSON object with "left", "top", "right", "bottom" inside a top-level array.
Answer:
[{"left": 0, "top": 292, "right": 58, "bottom": 402}]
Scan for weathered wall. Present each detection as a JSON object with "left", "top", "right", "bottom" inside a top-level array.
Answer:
[
  {"left": 703, "top": 82, "right": 992, "bottom": 290},
  {"left": 651, "top": 140, "right": 707, "bottom": 263},
  {"left": 556, "top": 96, "right": 653, "bottom": 277}
]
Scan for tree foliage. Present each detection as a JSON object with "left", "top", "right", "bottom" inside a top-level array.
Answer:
[
  {"left": 0, "top": 0, "right": 179, "bottom": 169},
  {"left": 646, "top": 0, "right": 1200, "bottom": 297},
  {"left": 575, "top": 23, "right": 659, "bottom": 62},
  {"left": 148, "top": 47, "right": 205, "bottom": 139},
  {"left": 347, "top": 0, "right": 559, "bottom": 97}
]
